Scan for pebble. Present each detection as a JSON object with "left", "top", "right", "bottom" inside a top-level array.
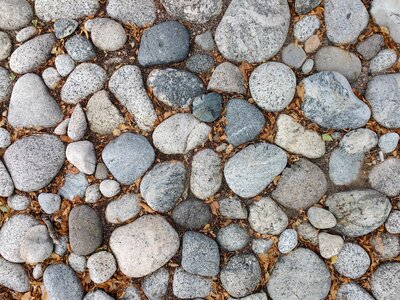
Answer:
[
  {"left": 161, "top": 0, "right": 222, "bottom": 23},
  {"left": 59, "top": 172, "right": 88, "bottom": 200},
  {"left": 105, "top": 193, "right": 141, "bottom": 224},
  {"left": 54, "top": 236, "right": 68, "bottom": 256},
  {"left": 301, "top": 71, "right": 371, "bottom": 129},
  {"left": 228, "top": 293, "right": 268, "bottom": 300},
  {"left": 220, "top": 254, "right": 261, "bottom": 298},
  {"left": 108, "top": 65, "right": 157, "bottom": 131},
  {"left": 0, "top": 0, "right": 32, "bottom": 30},
  {"left": 66, "top": 141, "right": 96, "bottom": 174},
  {"left": 307, "top": 206, "right": 337, "bottom": 229},
  {"left": 69, "top": 205, "right": 103, "bottom": 255},
  {"left": 65, "top": 35, "right": 96, "bottom": 62},
  {"left": 67, "top": 104, "right": 87, "bottom": 141},
  {"left": 325, "top": 189, "right": 391, "bottom": 237},
  {"left": 294, "top": 16, "right": 320, "bottom": 42},
  {"left": 54, "top": 18, "right": 79, "bottom": 39},
  {"left": 357, "top": 34, "right": 384, "bottom": 60},
  {"left": 84, "top": 290, "right": 114, "bottom": 300},
  {"left": 379, "top": 132, "right": 399, "bottom": 153},
  {"left": 42, "top": 67, "right": 61, "bottom": 89},
  {"left": 85, "top": 184, "right": 101, "bottom": 203},
  {"left": 16, "top": 26, "right": 36, "bottom": 42},
  {"left": 186, "top": 54, "right": 214, "bottom": 73},
  {"left": 371, "top": 233, "right": 400, "bottom": 260},
  {"left": 334, "top": 243, "right": 370, "bottom": 278},
  {"left": 319, "top": 232, "right": 344, "bottom": 258},
  {"left": 301, "top": 58, "right": 314, "bottom": 74},
  {"left": 217, "top": 224, "right": 249, "bottom": 252},
  {"left": 85, "top": 18, "right": 127, "bottom": 51},
  {"left": 121, "top": 286, "right": 141, "bottom": 300},
  {"left": 0, "top": 257, "right": 29, "bottom": 292},
  {"left": 248, "top": 197, "right": 288, "bottom": 235},
  {"left": 68, "top": 252, "right": 87, "bottom": 273},
  {"left": 295, "top": 0, "right": 321, "bottom": 14},
  {"left": 32, "top": 264, "right": 43, "bottom": 280},
  {"left": 249, "top": 62, "right": 296, "bottom": 112},
  {"left": 278, "top": 229, "right": 298, "bottom": 254},
  {"left": 0, "top": 67, "right": 11, "bottom": 103},
  {"left": 172, "top": 199, "right": 211, "bottom": 230},
  {"left": 369, "top": 158, "right": 400, "bottom": 196},
  {"left": 219, "top": 196, "right": 248, "bottom": 220},
  {"left": 54, "top": 119, "right": 69, "bottom": 135},
  {"left": 215, "top": 0, "right": 290, "bottom": 63},
  {"left": 282, "top": 43, "right": 306, "bottom": 69},
  {"left": 95, "top": 163, "right": 108, "bottom": 180},
  {"left": 147, "top": 68, "right": 204, "bottom": 108},
  {"left": 324, "top": 0, "right": 368, "bottom": 44},
  {"left": 102, "top": 133, "right": 155, "bottom": 185},
  {"left": 0, "top": 162, "right": 13, "bottom": 196},
  {"left": 297, "top": 222, "right": 319, "bottom": 245},
  {"left": 275, "top": 114, "right": 325, "bottom": 158},
  {"left": 4, "top": 134, "right": 65, "bottom": 192},
  {"left": 0, "top": 32, "right": 12, "bottom": 60},
  {"left": 252, "top": 238, "right": 273, "bottom": 255},
  {"left": 369, "top": 49, "right": 397, "bottom": 73},
  {"left": 329, "top": 147, "right": 364, "bottom": 185},
  {"left": 272, "top": 159, "right": 327, "bottom": 210},
  {"left": 87, "top": 251, "right": 117, "bottom": 283},
  {"left": 337, "top": 283, "right": 375, "bottom": 300},
  {"left": 142, "top": 268, "right": 169, "bottom": 300},
  {"left": 385, "top": 210, "right": 400, "bottom": 234},
  {"left": 208, "top": 62, "right": 246, "bottom": 94},
  {"left": 0, "top": 128, "right": 10, "bottom": 148},
  {"left": 55, "top": 54, "right": 75, "bottom": 77},
  {"left": 224, "top": 143, "right": 287, "bottom": 198},
  {"left": 195, "top": 31, "right": 215, "bottom": 51},
  {"left": 192, "top": 93, "right": 222, "bottom": 122},
  {"left": 99, "top": 179, "right": 120, "bottom": 198},
  {"left": 371, "top": 262, "right": 400, "bottom": 300},
  {"left": 304, "top": 34, "right": 321, "bottom": 53},
  {"left": 7, "top": 194, "right": 30, "bottom": 211},
  {"left": 35, "top": 0, "right": 99, "bottom": 21},
  {"left": 371, "top": 0, "right": 400, "bottom": 43},
  {"left": 173, "top": 268, "right": 212, "bottom": 299},
  {"left": 43, "top": 264, "right": 84, "bottom": 300},
  {"left": 315, "top": 46, "right": 362, "bottom": 82},
  {"left": 340, "top": 128, "right": 378, "bottom": 154},
  {"left": 109, "top": 215, "right": 179, "bottom": 277},
  {"left": 106, "top": 0, "right": 156, "bottom": 27}
]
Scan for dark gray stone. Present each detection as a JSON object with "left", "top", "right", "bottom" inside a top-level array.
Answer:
[
  {"left": 54, "top": 19, "right": 79, "bottom": 39},
  {"left": 192, "top": 93, "right": 222, "bottom": 122},
  {"left": 186, "top": 54, "right": 214, "bottom": 73},
  {"left": 172, "top": 199, "right": 211, "bottom": 230},
  {"left": 295, "top": 0, "right": 321, "bottom": 14}
]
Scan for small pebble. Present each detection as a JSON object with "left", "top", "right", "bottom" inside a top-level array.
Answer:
[
  {"left": 54, "top": 118, "right": 70, "bottom": 135},
  {"left": 282, "top": 43, "right": 306, "bottom": 68},
  {"left": 95, "top": 162, "right": 109, "bottom": 180},
  {"left": 99, "top": 179, "right": 120, "bottom": 198},
  {"left": 195, "top": 31, "right": 215, "bottom": 51},
  {"left": 385, "top": 210, "right": 400, "bottom": 234},
  {"left": 301, "top": 58, "right": 314, "bottom": 74},
  {"left": 68, "top": 253, "right": 87, "bottom": 273},
  {"left": 42, "top": 67, "right": 62, "bottom": 89},
  {"left": 217, "top": 224, "right": 250, "bottom": 252},
  {"left": 307, "top": 207, "right": 337, "bottom": 229},
  {"left": 38, "top": 193, "right": 61, "bottom": 214},
  {"left": 55, "top": 54, "right": 75, "bottom": 77},
  {"left": 85, "top": 184, "right": 102, "bottom": 204},
  {"left": 54, "top": 18, "right": 79, "bottom": 39},
  {"left": 16, "top": 26, "right": 36, "bottom": 42},
  {"left": 0, "top": 128, "right": 11, "bottom": 148},
  {"left": 369, "top": 49, "right": 397, "bottom": 73},
  {"left": 318, "top": 232, "right": 344, "bottom": 259},
  {"left": 32, "top": 264, "right": 43, "bottom": 280},
  {"left": 278, "top": 229, "right": 298, "bottom": 254},
  {"left": 7, "top": 194, "right": 30, "bottom": 211},
  {"left": 379, "top": 132, "right": 399, "bottom": 154},
  {"left": 87, "top": 251, "right": 117, "bottom": 284},
  {"left": 304, "top": 35, "right": 320, "bottom": 53},
  {"left": 192, "top": 93, "right": 222, "bottom": 122},
  {"left": 252, "top": 238, "right": 274, "bottom": 255}
]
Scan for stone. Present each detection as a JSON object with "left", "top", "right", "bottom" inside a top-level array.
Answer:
[
  {"left": 54, "top": 236, "right": 68, "bottom": 256},
  {"left": 69, "top": 205, "right": 103, "bottom": 255},
  {"left": 297, "top": 222, "right": 319, "bottom": 245},
  {"left": 0, "top": 214, "right": 39, "bottom": 263},
  {"left": 307, "top": 207, "right": 337, "bottom": 229},
  {"left": 59, "top": 172, "right": 89, "bottom": 200},
  {"left": 172, "top": 199, "right": 211, "bottom": 230},
  {"left": 20, "top": 224, "right": 52, "bottom": 264},
  {"left": 55, "top": 54, "right": 75, "bottom": 77},
  {"left": 153, "top": 113, "right": 211, "bottom": 154},
  {"left": 315, "top": 46, "right": 362, "bottom": 82},
  {"left": 105, "top": 193, "right": 141, "bottom": 224},
  {"left": 224, "top": 143, "right": 287, "bottom": 198},
  {"left": 43, "top": 264, "right": 84, "bottom": 300},
  {"left": 147, "top": 68, "right": 204, "bottom": 108},
  {"left": 66, "top": 141, "right": 96, "bottom": 174},
  {"left": 85, "top": 18, "right": 127, "bottom": 51},
  {"left": 275, "top": 114, "right": 325, "bottom": 158},
  {"left": 35, "top": 0, "right": 99, "bottom": 21},
  {"left": 329, "top": 147, "right": 364, "bottom": 185},
  {"left": 340, "top": 128, "right": 378, "bottom": 154},
  {"left": 334, "top": 243, "right": 370, "bottom": 278},
  {"left": 54, "top": 18, "right": 79, "bottom": 39},
  {"left": 106, "top": 0, "right": 156, "bottom": 27},
  {"left": 385, "top": 210, "right": 400, "bottom": 234},
  {"left": 0, "top": 67, "right": 11, "bottom": 103},
  {"left": 68, "top": 253, "right": 86, "bottom": 273},
  {"left": 42, "top": 67, "right": 62, "bottom": 89},
  {"left": 4, "top": 134, "right": 65, "bottom": 192},
  {"left": 0, "top": 257, "right": 29, "bottom": 292},
  {"left": 195, "top": 31, "right": 215, "bottom": 51},
  {"left": 161, "top": 0, "right": 222, "bottom": 23},
  {"left": 182, "top": 231, "right": 220, "bottom": 276},
  {"left": 369, "top": 49, "right": 397, "bottom": 73},
  {"left": 379, "top": 132, "right": 399, "bottom": 153},
  {"left": 252, "top": 238, "right": 273, "bottom": 255},
  {"left": 294, "top": 15, "right": 320, "bottom": 42},
  {"left": 371, "top": 0, "right": 400, "bottom": 43},
  {"left": 95, "top": 163, "right": 108, "bottom": 180},
  {"left": 192, "top": 93, "right": 222, "bottom": 122},
  {"left": 357, "top": 34, "right": 384, "bottom": 60},
  {"left": 61, "top": 63, "right": 107, "bottom": 104},
  {"left": 142, "top": 268, "right": 169, "bottom": 300},
  {"left": 65, "top": 35, "right": 96, "bottom": 62},
  {"left": 220, "top": 254, "right": 261, "bottom": 298},
  {"left": 282, "top": 43, "right": 306, "bottom": 68},
  {"left": 0, "top": 128, "right": 10, "bottom": 148},
  {"left": 369, "top": 158, "right": 400, "bottom": 196},
  {"left": 7, "top": 194, "right": 30, "bottom": 211},
  {"left": 305, "top": 34, "right": 321, "bottom": 53},
  {"left": 217, "top": 224, "right": 249, "bottom": 252},
  {"left": 219, "top": 197, "right": 248, "bottom": 220},
  {"left": 68, "top": 104, "right": 87, "bottom": 141},
  {"left": 87, "top": 251, "right": 117, "bottom": 284},
  {"left": 85, "top": 184, "right": 101, "bottom": 204},
  {"left": 272, "top": 159, "right": 327, "bottom": 210},
  {"left": 337, "top": 283, "right": 375, "bottom": 300},
  {"left": 0, "top": 0, "right": 32, "bottom": 31},
  {"left": 302, "top": 58, "right": 314, "bottom": 74},
  {"left": 278, "top": 229, "right": 298, "bottom": 254},
  {"left": 16, "top": 26, "right": 36, "bottom": 42},
  {"left": 215, "top": 0, "right": 290, "bottom": 63},
  {"left": 173, "top": 268, "right": 212, "bottom": 299},
  {"left": 32, "top": 264, "right": 43, "bottom": 280},
  {"left": 102, "top": 133, "right": 155, "bottom": 185},
  {"left": 186, "top": 54, "right": 214, "bottom": 73},
  {"left": 10, "top": 33, "right": 56, "bottom": 74},
  {"left": 295, "top": 0, "right": 321, "bottom": 14},
  {"left": 324, "top": 0, "right": 369, "bottom": 44},
  {"left": 371, "top": 233, "right": 400, "bottom": 260},
  {"left": 267, "top": 248, "right": 331, "bottom": 299},
  {"left": 228, "top": 293, "right": 268, "bottom": 300},
  {"left": 109, "top": 65, "right": 157, "bottom": 131},
  {"left": 109, "top": 215, "right": 179, "bottom": 278},
  {"left": 208, "top": 62, "right": 246, "bottom": 94},
  {"left": 301, "top": 71, "right": 371, "bottom": 129},
  {"left": 319, "top": 233, "right": 344, "bottom": 259},
  {"left": 371, "top": 262, "right": 400, "bottom": 300},
  {"left": 325, "top": 189, "right": 391, "bottom": 237},
  {"left": 0, "top": 31, "right": 12, "bottom": 60},
  {"left": 99, "top": 179, "right": 120, "bottom": 198},
  {"left": 54, "top": 119, "right": 69, "bottom": 135},
  {"left": 138, "top": 21, "right": 189, "bottom": 66},
  {"left": 248, "top": 197, "right": 288, "bottom": 235},
  {"left": 84, "top": 290, "right": 114, "bottom": 300}
]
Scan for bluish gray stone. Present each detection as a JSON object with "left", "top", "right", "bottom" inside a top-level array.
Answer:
[
  {"left": 84, "top": 290, "right": 114, "bottom": 300},
  {"left": 38, "top": 193, "right": 61, "bottom": 214},
  {"left": 0, "top": 0, "right": 33, "bottom": 31},
  {"left": 192, "top": 93, "right": 222, "bottom": 122},
  {"left": 282, "top": 43, "right": 306, "bottom": 68},
  {"left": 339, "top": 128, "right": 378, "bottom": 154},
  {"left": 371, "top": 262, "right": 400, "bottom": 300},
  {"left": 195, "top": 31, "right": 215, "bottom": 51},
  {"left": 357, "top": 34, "right": 384, "bottom": 60},
  {"left": 99, "top": 179, "right": 120, "bottom": 198},
  {"left": 55, "top": 54, "right": 75, "bottom": 77},
  {"left": 217, "top": 224, "right": 249, "bottom": 252},
  {"left": 7, "top": 194, "right": 30, "bottom": 211},
  {"left": 65, "top": 35, "right": 96, "bottom": 62},
  {"left": 186, "top": 54, "right": 214, "bottom": 73},
  {"left": 172, "top": 199, "right": 211, "bottom": 230},
  {"left": 379, "top": 132, "right": 399, "bottom": 153},
  {"left": 252, "top": 238, "right": 273, "bottom": 255},
  {"left": 59, "top": 172, "right": 89, "bottom": 200},
  {"left": 369, "top": 158, "right": 400, "bottom": 197},
  {"left": 334, "top": 243, "right": 370, "bottom": 279},
  {"left": 369, "top": 49, "right": 397, "bottom": 73},
  {"left": 278, "top": 229, "right": 298, "bottom": 254},
  {"left": 54, "top": 19, "right": 79, "bottom": 39},
  {"left": 0, "top": 257, "right": 29, "bottom": 292},
  {"left": 329, "top": 147, "right": 364, "bottom": 185}
]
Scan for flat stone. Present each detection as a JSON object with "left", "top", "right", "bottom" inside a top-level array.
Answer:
[
  {"left": 4, "top": 134, "right": 65, "bottom": 192},
  {"left": 369, "top": 49, "right": 397, "bottom": 73},
  {"left": 99, "top": 179, "right": 120, "bottom": 198},
  {"left": 102, "top": 132, "right": 155, "bottom": 185},
  {"left": 272, "top": 159, "right": 327, "bottom": 210},
  {"left": 186, "top": 54, "right": 214, "bottom": 74},
  {"left": 65, "top": 35, "right": 96, "bottom": 62},
  {"left": 172, "top": 199, "right": 211, "bottom": 230},
  {"left": 192, "top": 93, "right": 222, "bottom": 122},
  {"left": 278, "top": 229, "right": 298, "bottom": 254},
  {"left": 334, "top": 243, "right": 370, "bottom": 278},
  {"left": 54, "top": 19, "right": 79, "bottom": 39},
  {"left": 325, "top": 189, "right": 391, "bottom": 237},
  {"left": 295, "top": 0, "right": 321, "bottom": 14},
  {"left": 215, "top": 0, "right": 290, "bottom": 63},
  {"left": 42, "top": 67, "right": 62, "bottom": 89},
  {"left": 329, "top": 147, "right": 364, "bottom": 185},
  {"left": 147, "top": 68, "right": 204, "bottom": 108},
  {"left": 20, "top": 224, "right": 53, "bottom": 264},
  {"left": 67, "top": 104, "right": 87, "bottom": 141},
  {"left": 217, "top": 224, "right": 249, "bottom": 252},
  {"left": 38, "top": 193, "right": 61, "bottom": 214},
  {"left": 379, "top": 132, "right": 399, "bottom": 153},
  {"left": 371, "top": 262, "right": 400, "bottom": 300},
  {"left": 195, "top": 31, "right": 215, "bottom": 51},
  {"left": 55, "top": 54, "right": 75, "bottom": 77},
  {"left": 105, "top": 193, "right": 141, "bottom": 224},
  {"left": 371, "top": 0, "right": 400, "bottom": 43},
  {"left": 252, "top": 238, "right": 273, "bottom": 255},
  {"left": 95, "top": 163, "right": 108, "bottom": 180},
  {"left": 370, "top": 233, "right": 400, "bottom": 260},
  {"left": 357, "top": 34, "right": 384, "bottom": 60},
  {"left": 0, "top": 31, "right": 12, "bottom": 60},
  {"left": 161, "top": 0, "right": 222, "bottom": 23},
  {"left": 87, "top": 251, "right": 117, "bottom": 284},
  {"left": 0, "top": 161, "right": 14, "bottom": 197},
  {"left": 106, "top": 0, "right": 156, "bottom": 27},
  {"left": 369, "top": 158, "right": 400, "bottom": 196},
  {"left": 173, "top": 268, "right": 212, "bottom": 299},
  {"left": 340, "top": 129, "right": 378, "bottom": 154},
  {"left": 109, "top": 215, "right": 179, "bottom": 278},
  {"left": 250, "top": 62, "right": 295, "bottom": 112},
  {"left": 142, "top": 268, "right": 169, "bottom": 300},
  {"left": 7, "top": 194, "right": 30, "bottom": 211},
  {"left": 35, "top": 0, "right": 99, "bottom": 21},
  {"left": 224, "top": 142, "right": 287, "bottom": 198},
  {"left": 307, "top": 207, "right": 337, "bottom": 229},
  {"left": 85, "top": 184, "right": 101, "bottom": 204},
  {"left": 208, "top": 62, "right": 246, "bottom": 94},
  {"left": 0, "top": 257, "right": 29, "bottom": 292},
  {"left": 337, "top": 283, "right": 375, "bottom": 300},
  {"left": 85, "top": 18, "right": 127, "bottom": 51},
  {"left": 301, "top": 71, "right": 371, "bottom": 129},
  {"left": 66, "top": 141, "right": 96, "bottom": 174},
  {"left": 294, "top": 15, "right": 320, "bottom": 42},
  {"left": 59, "top": 172, "right": 89, "bottom": 200},
  {"left": 282, "top": 43, "right": 306, "bottom": 69},
  {"left": 0, "top": 0, "right": 33, "bottom": 31},
  {"left": 297, "top": 222, "right": 319, "bottom": 245},
  {"left": 219, "top": 196, "right": 247, "bottom": 220},
  {"left": 385, "top": 210, "right": 400, "bottom": 234},
  {"left": 17, "top": 24, "right": 37, "bottom": 42}
]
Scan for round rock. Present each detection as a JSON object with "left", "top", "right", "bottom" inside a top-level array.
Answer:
[
  {"left": 369, "top": 158, "right": 400, "bottom": 197},
  {"left": 334, "top": 243, "right": 370, "bottom": 279},
  {"left": 371, "top": 262, "right": 400, "bottom": 300},
  {"left": 7, "top": 194, "right": 30, "bottom": 211},
  {"left": 217, "top": 224, "right": 249, "bottom": 252},
  {"left": 55, "top": 54, "right": 75, "bottom": 77},
  {"left": 105, "top": 193, "right": 141, "bottom": 224},
  {"left": 20, "top": 224, "right": 53, "bottom": 264},
  {"left": 329, "top": 147, "right": 364, "bottom": 185},
  {"left": 59, "top": 172, "right": 89, "bottom": 200},
  {"left": 87, "top": 251, "right": 117, "bottom": 284},
  {"left": 278, "top": 229, "right": 298, "bottom": 254},
  {"left": 106, "top": 0, "right": 156, "bottom": 27},
  {"left": 379, "top": 132, "right": 399, "bottom": 153},
  {"left": 307, "top": 206, "right": 337, "bottom": 229},
  {"left": 85, "top": 18, "right": 127, "bottom": 51},
  {"left": 99, "top": 179, "right": 120, "bottom": 198},
  {"left": 282, "top": 43, "right": 307, "bottom": 69},
  {"left": 172, "top": 199, "right": 211, "bottom": 230}
]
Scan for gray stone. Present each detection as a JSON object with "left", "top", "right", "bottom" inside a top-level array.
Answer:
[
  {"left": 0, "top": 0, "right": 33, "bottom": 31},
  {"left": 282, "top": 43, "right": 306, "bottom": 69},
  {"left": 35, "top": 0, "right": 99, "bottom": 21},
  {"left": 173, "top": 268, "right": 212, "bottom": 299},
  {"left": 192, "top": 93, "right": 222, "bottom": 122},
  {"left": 0, "top": 67, "right": 11, "bottom": 103},
  {"left": 357, "top": 34, "right": 384, "bottom": 60},
  {"left": 0, "top": 257, "right": 29, "bottom": 292},
  {"left": 217, "top": 224, "right": 249, "bottom": 252},
  {"left": 61, "top": 63, "right": 107, "bottom": 104},
  {"left": 16, "top": 26, "right": 36, "bottom": 42},
  {"left": 4, "top": 134, "right": 65, "bottom": 192},
  {"left": 0, "top": 31, "right": 12, "bottom": 60},
  {"left": 220, "top": 254, "right": 261, "bottom": 298},
  {"left": 369, "top": 49, "right": 397, "bottom": 73},
  {"left": 102, "top": 132, "right": 155, "bottom": 185},
  {"left": 0, "top": 128, "right": 10, "bottom": 148},
  {"left": 325, "top": 189, "right": 391, "bottom": 237},
  {"left": 55, "top": 54, "right": 75, "bottom": 77},
  {"left": 219, "top": 196, "right": 247, "bottom": 220},
  {"left": 371, "top": 262, "right": 400, "bottom": 300},
  {"left": 54, "top": 18, "right": 79, "bottom": 39},
  {"left": 340, "top": 128, "right": 378, "bottom": 154},
  {"left": 87, "top": 251, "right": 117, "bottom": 284},
  {"left": 59, "top": 172, "right": 89, "bottom": 200},
  {"left": 99, "top": 179, "right": 120, "bottom": 198},
  {"left": 54, "top": 118, "right": 69, "bottom": 135},
  {"left": 297, "top": 222, "right": 318, "bottom": 245},
  {"left": 278, "top": 229, "right": 298, "bottom": 254},
  {"left": 295, "top": 0, "right": 321, "bottom": 14},
  {"left": 95, "top": 163, "right": 108, "bottom": 180},
  {"left": 329, "top": 147, "right": 364, "bottom": 185},
  {"left": 54, "top": 236, "right": 68, "bottom": 256},
  {"left": 371, "top": 233, "right": 400, "bottom": 260},
  {"left": 84, "top": 290, "right": 114, "bottom": 300},
  {"left": 109, "top": 65, "right": 157, "bottom": 131},
  {"left": 371, "top": 0, "right": 400, "bottom": 43},
  {"left": 106, "top": 0, "right": 156, "bottom": 27},
  {"left": 224, "top": 142, "right": 287, "bottom": 198},
  {"left": 65, "top": 35, "right": 96, "bottom": 62},
  {"left": 142, "top": 268, "right": 169, "bottom": 300},
  {"left": 7, "top": 194, "right": 30, "bottom": 211},
  {"left": 186, "top": 54, "right": 214, "bottom": 73},
  {"left": 272, "top": 159, "right": 327, "bottom": 210},
  {"left": 140, "top": 161, "right": 186, "bottom": 213},
  {"left": 43, "top": 264, "right": 84, "bottom": 300},
  {"left": 379, "top": 132, "right": 399, "bottom": 153},
  {"left": 252, "top": 238, "right": 273, "bottom": 255},
  {"left": 172, "top": 199, "right": 211, "bottom": 230},
  {"left": 334, "top": 243, "right": 370, "bottom": 278},
  {"left": 66, "top": 141, "right": 96, "bottom": 174},
  {"left": 42, "top": 67, "right": 62, "bottom": 89},
  {"left": 10, "top": 33, "right": 56, "bottom": 74},
  {"left": 248, "top": 197, "right": 288, "bottom": 235},
  {"left": 68, "top": 253, "right": 87, "bottom": 273},
  {"left": 20, "top": 224, "right": 52, "bottom": 264},
  {"left": 120, "top": 286, "right": 141, "bottom": 300},
  {"left": 294, "top": 15, "right": 320, "bottom": 42},
  {"left": 109, "top": 215, "right": 179, "bottom": 277},
  {"left": 195, "top": 31, "right": 215, "bottom": 51},
  {"left": 85, "top": 18, "right": 127, "bottom": 51},
  {"left": 32, "top": 264, "right": 43, "bottom": 280},
  {"left": 105, "top": 193, "right": 141, "bottom": 224},
  {"left": 324, "top": 0, "right": 369, "bottom": 44},
  {"left": 228, "top": 293, "right": 268, "bottom": 300},
  {"left": 215, "top": 0, "right": 290, "bottom": 63},
  {"left": 208, "top": 62, "right": 246, "bottom": 94},
  {"left": 385, "top": 210, "right": 400, "bottom": 234},
  {"left": 301, "top": 58, "right": 314, "bottom": 74},
  {"left": 67, "top": 104, "right": 87, "bottom": 141},
  {"left": 301, "top": 71, "right": 371, "bottom": 129},
  {"left": 161, "top": 0, "right": 222, "bottom": 23},
  {"left": 337, "top": 283, "right": 375, "bottom": 300},
  {"left": 307, "top": 207, "right": 336, "bottom": 229},
  {"left": 85, "top": 184, "right": 101, "bottom": 204},
  {"left": 315, "top": 46, "right": 362, "bottom": 82},
  {"left": 147, "top": 68, "right": 204, "bottom": 108},
  {"left": 369, "top": 158, "right": 400, "bottom": 196}
]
